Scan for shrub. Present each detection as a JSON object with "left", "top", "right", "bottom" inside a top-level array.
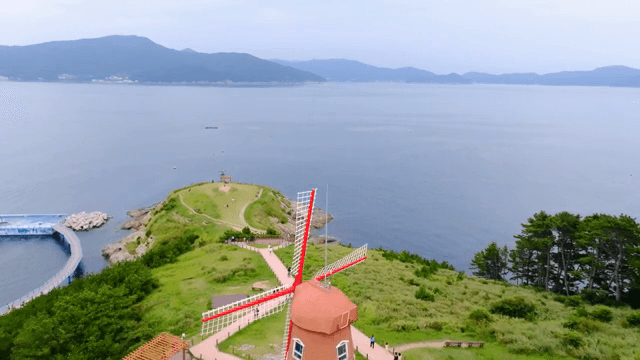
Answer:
[
  {"left": 490, "top": 297, "right": 537, "bottom": 319},
  {"left": 565, "top": 295, "right": 582, "bottom": 307},
  {"left": 563, "top": 315, "right": 602, "bottom": 333},
  {"left": 591, "top": 306, "right": 613, "bottom": 323},
  {"left": 553, "top": 295, "right": 566, "bottom": 304},
  {"left": 242, "top": 227, "right": 251, "bottom": 235},
  {"left": 581, "top": 288, "right": 611, "bottom": 305},
  {"left": 627, "top": 311, "right": 640, "bottom": 327},
  {"left": 468, "top": 308, "right": 493, "bottom": 323},
  {"left": 560, "top": 331, "right": 584, "bottom": 348},
  {"left": 426, "top": 321, "right": 446, "bottom": 331},
  {"left": 457, "top": 272, "right": 465, "bottom": 281},
  {"left": 404, "top": 277, "right": 420, "bottom": 286},
  {"left": 415, "top": 286, "right": 435, "bottom": 302},
  {"left": 219, "top": 255, "right": 229, "bottom": 261},
  {"left": 266, "top": 228, "right": 278, "bottom": 236}
]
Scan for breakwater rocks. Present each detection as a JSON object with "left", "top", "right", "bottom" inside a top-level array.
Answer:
[
  {"left": 64, "top": 212, "right": 109, "bottom": 231},
  {"left": 102, "top": 205, "right": 156, "bottom": 265}
]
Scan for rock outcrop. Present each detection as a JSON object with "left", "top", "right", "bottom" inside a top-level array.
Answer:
[
  {"left": 64, "top": 212, "right": 109, "bottom": 231},
  {"left": 102, "top": 205, "right": 158, "bottom": 265}
]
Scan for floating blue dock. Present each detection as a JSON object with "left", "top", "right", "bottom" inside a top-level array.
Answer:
[{"left": 0, "top": 215, "right": 83, "bottom": 315}]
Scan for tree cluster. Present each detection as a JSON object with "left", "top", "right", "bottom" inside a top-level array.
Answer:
[{"left": 472, "top": 211, "right": 640, "bottom": 304}]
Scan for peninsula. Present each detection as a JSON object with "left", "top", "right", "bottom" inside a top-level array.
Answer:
[{"left": 2, "top": 181, "right": 640, "bottom": 360}]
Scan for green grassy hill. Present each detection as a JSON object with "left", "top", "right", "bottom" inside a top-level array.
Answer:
[
  {"left": 217, "top": 244, "right": 640, "bottom": 360},
  {"left": 3, "top": 183, "right": 640, "bottom": 360}
]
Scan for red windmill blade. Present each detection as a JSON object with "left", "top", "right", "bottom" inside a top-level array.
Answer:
[
  {"left": 200, "top": 189, "right": 368, "bottom": 360},
  {"left": 200, "top": 190, "right": 316, "bottom": 337}
]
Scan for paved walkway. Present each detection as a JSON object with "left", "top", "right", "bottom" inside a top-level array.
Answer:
[{"left": 190, "top": 243, "right": 292, "bottom": 360}]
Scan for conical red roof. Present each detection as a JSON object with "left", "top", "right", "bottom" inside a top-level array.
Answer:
[{"left": 290, "top": 280, "right": 358, "bottom": 334}]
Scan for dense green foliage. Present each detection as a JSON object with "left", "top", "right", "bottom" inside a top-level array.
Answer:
[
  {"left": 0, "top": 261, "right": 158, "bottom": 360},
  {"left": 415, "top": 285, "right": 435, "bottom": 301},
  {"left": 489, "top": 297, "right": 537, "bottom": 319},
  {"left": 475, "top": 212, "right": 640, "bottom": 305},
  {"left": 468, "top": 308, "right": 493, "bottom": 323},
  {"left": 471, "top": 242, "right": 509, "bottom": 280},
  {"left": 141, "top": 231, "right": 199, "bottom": 268},
  {"left": 627, "top": 311, "right": 640, "bottom": 327},
  {"left": 379, "top": 248, "right": 454, "bottom": 270}
]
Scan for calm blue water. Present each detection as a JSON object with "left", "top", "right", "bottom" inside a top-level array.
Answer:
[{"left": 1, "top": 82, "right": 640, "bottom": 305}]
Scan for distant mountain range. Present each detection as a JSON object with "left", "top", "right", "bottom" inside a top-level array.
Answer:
[
  {"left": 463, "top": 66, "right": 640, "bottom": 87},
  {"left": 271, "top": 59, "right": 470, "bottom": 84},
  {"left": 1, "top": 35, "right": 639, "bottom": 87},
  {"left": 274, "top": 59, "right": 640, "bottom": 87},
  {"left": 0, "top": 36, "right": 323, "bottom": 83}
]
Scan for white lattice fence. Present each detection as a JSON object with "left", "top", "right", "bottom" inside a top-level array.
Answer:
[
  {"left": 201, "top": 284, "right": 292, "bottom": 336},
  {"left": 313, "top": 244, "right": 368, "bottom": 280}
]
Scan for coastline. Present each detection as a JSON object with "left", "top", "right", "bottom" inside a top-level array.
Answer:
[{"left": 101, "top": 183, "right": 335, "bottom": 265}]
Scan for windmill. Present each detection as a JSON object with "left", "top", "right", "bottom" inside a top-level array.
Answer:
[{"left": 200, "top": 189, "right": 368, "bottom": 360}]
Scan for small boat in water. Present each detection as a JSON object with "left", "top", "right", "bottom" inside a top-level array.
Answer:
[{"left": 205, "top": 126, "right": 218, "bottom": 129}]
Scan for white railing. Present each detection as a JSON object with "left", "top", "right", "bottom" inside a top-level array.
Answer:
[
  {"left": 0, "top": 225, "right": 83, "bottom": 315},
  {"left": 201, "top": 284, "right": 291, "bottom": 336}
]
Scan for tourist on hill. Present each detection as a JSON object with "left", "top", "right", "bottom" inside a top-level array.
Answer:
[
  {"left": 370, "top": 335, "right": 375, "bottom": 348},
  {"left": 287, "top": 267, "right": 291, "bottom": 277},
  {"left": 398, "top": 353, "right": 402, "bottom": 360},
  {"left": 394, "top": 353, "right": 398, "bottom": 360}
]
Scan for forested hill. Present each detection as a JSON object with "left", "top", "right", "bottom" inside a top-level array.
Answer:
[
  {"left": 271, "top": 59, "right": 471, "bottom": 83},
  {"left": 472, "top": 211, "right": 640, "bottom": 307},
  {"left": 463, "top": 66, "right": 640, "bottom": 87},
  {"left": 0, "top": 36, "right": 324, "bottom": 83}
]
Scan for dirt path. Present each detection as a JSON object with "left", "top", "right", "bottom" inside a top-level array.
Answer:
[{"left": 177, "top": 193, "right": 243, "bottom": 231}]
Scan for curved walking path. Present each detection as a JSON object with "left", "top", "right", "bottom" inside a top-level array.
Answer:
[{"left": 178, "top": 192, "right": 265, "bottom": 235}]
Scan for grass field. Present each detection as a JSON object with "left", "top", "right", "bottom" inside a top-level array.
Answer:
[
  {"left": 274, "top": 244, "right": 640, "bottom": 360},
  {"left": 137, "top": 183, "right": 284, "bottom": 339},
  {"left": 218, "top": 310, "right": 287, "bottom": 359},
  {"left": 179, "top": 182, "right": 262, "bottom": 228},
  {"left": 136, "top": 243, "right": 279, "bottom": 338},
  {"left": 141, "top": 184, "right": 640, "bottom": 359},
  {"left": 245, "top": 187, "right": 290, "bottom": 230},
  {"left": 402, "top": 343, "right": 572, "bottom": 360}
]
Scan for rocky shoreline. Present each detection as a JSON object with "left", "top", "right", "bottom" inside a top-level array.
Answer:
[
  {"left": 102, "top": 190, "right": 335, "bottom": 265},
  {"left": 102, "top": 205, "right": 157, "bottom": 264}
]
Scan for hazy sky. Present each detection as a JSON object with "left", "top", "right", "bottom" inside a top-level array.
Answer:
[{"left": 1, "top": 0, "right": 638, "bottom": 74}]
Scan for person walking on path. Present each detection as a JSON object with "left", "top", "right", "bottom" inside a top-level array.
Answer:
[
  {"left": 393, "top": 353, "right": 398, "bottom": 360},
  {"left": 370, "top": 335, "right": 375, "bottom": 348},
  {"left": 287, "top": 267, "right": 291, "bottom": 277},
  {"left": 398, "top": 353, "right": 402, "bottom": 360},
  {"left": 268, "top": 244, "right": 271, "bottom": 254}
]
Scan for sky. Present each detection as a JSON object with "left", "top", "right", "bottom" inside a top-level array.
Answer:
[{"left": 1, "top": 0, "right": 638, "bottom": 74}]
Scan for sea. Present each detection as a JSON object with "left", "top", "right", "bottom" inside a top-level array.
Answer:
[{"left": 1, "top": 82, "right": 640, "bottom": 306}]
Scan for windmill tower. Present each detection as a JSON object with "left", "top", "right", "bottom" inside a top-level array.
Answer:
[{"left": 200, "top": 189, "right": 368, "bottom": 360}]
